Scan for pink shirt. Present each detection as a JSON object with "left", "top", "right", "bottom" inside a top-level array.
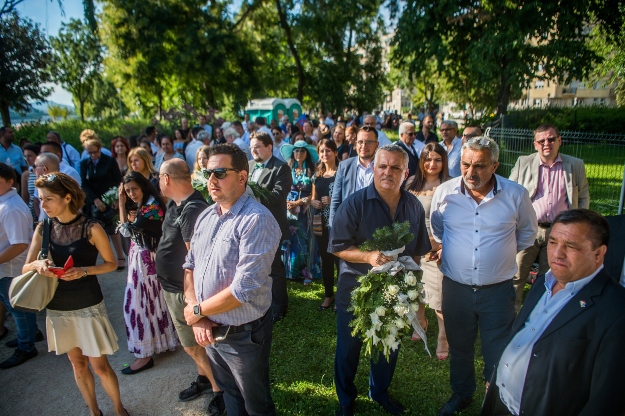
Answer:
[{"left": 532, "top": 155, "right": 568, "bottom": 223}]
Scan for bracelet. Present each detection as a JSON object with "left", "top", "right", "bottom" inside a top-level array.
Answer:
[{"left": 80, "top": 267, "right": 88, "bottom": 277}]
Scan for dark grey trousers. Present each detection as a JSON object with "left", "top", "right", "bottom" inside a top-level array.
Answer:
[{"left": 442, "top": 276, "right": 516, "bottom": 398}]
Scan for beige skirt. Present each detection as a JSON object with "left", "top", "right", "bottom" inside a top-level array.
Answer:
[
  {"left": 46, "top": 301, "right": 119, "bottom": 357},
  {"left": 420, "top": 257, "right": 444, "bottom": 311}
]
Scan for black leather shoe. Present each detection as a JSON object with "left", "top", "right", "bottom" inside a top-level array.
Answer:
[
  {"left": 374, "top": 397, "right": 406, "bottom": 415},
  {"left": 272, "top": 313, "right": 285, "bottom": 323},
  {"left": 121, "top": 358, "right": 154, "bottom": 375},
  {"left": 336, "top": 403, "right": 355, "bottom": 416},
  {"left": 438, "top": 394, "right": 473, "bottom": 416},
  {"left": 179, "top": 376, "right": 212, "bottom": 402},
  {"left": 207, "top": 391, "right": 226, "bottom": 416},
  {"left": 0, "top": 348, "right": 38, "bottom": 369},
  {"left": 6, "top": 329, "right": 44, "bottom": 348}
]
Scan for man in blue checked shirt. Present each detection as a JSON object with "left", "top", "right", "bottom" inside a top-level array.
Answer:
[{"left": 183, "top": 143, "right": 281, "bottom": 416}]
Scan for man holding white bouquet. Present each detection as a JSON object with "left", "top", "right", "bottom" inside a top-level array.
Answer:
[{"left": 329, "top": 144, "right": 431, "bottom": 416}]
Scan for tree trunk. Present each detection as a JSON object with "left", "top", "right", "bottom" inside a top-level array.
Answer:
[
  {"left": 496, "top": 65, "right": 512, "bottom": 116},
  {"left": 0, "top": 102, "right": 10, "bottom": 126},
  {"left": 79, "top": 99, "right": 85, "bottom": 121},
  {"left": 275, "top": 0, "right": 304, "bottom": 103}
]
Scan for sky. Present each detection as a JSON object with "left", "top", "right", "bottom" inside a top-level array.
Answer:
[{"left": 17, "top": 0, "right": 86, "bottom": 106}]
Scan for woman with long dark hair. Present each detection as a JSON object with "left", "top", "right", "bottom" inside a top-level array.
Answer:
[
  {"left": 280, "top": 140, "right": 321, "bottom": 284},
  {"left": 406, "top": 142, "right": 451, "bottom": 360},
  {"left": 23, "top": 173, "right": 128, "bottom": 415},
  {"left": 310, "top": 139, "right": 340, "bottom": 309},
  {"left": 112, "top": 137, "right": 131, "bottom": 176},
  {"left": 117, "top": 172, "right": 178, "bottom": 374}
]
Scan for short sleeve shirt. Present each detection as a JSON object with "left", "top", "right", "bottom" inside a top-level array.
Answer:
[
  {"left": 0, "top": 143, "right": 27, "bottom": 174},
  {"left": 328, "top": 184, "right": 432, "bottom": 309},
  {"left": 156, "top": 191, "right": 209, "bottom": 292},
  {"left": 0, "top": 189, "right": 33, "bottom": 277}
]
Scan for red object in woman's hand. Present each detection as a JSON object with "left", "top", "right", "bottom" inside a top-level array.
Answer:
[{"left": 48, "top": 255, "right": 74, "bottom": 277}]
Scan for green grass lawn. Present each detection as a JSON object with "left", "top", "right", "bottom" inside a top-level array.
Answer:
[{"left": 270, "top": 280, "right": 486, "bottom": 415}]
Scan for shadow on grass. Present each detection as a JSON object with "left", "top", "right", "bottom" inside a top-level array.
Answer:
[{"left": 269, "top": 281, "right": 486, "bottom": 415}]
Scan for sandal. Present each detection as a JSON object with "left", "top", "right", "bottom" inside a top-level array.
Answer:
[
  {"left": 411, "top": 319, "right": 428, "bottom": 341},
  {"left": 318, "top": 297, "right": 335, "bottom": 311},
  {"left": 436, "top": 334, "right": 449, "bottom": 360},
  {"left": 117, "top": 258, "right": 126, "bottom": 272}
]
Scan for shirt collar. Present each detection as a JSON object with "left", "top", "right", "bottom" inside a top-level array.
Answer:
[
  {"left": 0, "top": 188, "right": 17, "bottom": 202},
  {"left": 215, "top": 192, "right": 250, "bottom": 217},
  {"left": 365, "top": 182, "right": 409, "bottom": 204},
  {"left": 459, "top": 175, "right": 500, "bottom": 197},
  {"left": 357, "top": 158, "right": 374, "bottom": 169},
  {"left": 540, "top": 154, "right": 562, "bottom": 167},
  {"left": 544, "top": 264, "right": 603, "bottom": 296}
]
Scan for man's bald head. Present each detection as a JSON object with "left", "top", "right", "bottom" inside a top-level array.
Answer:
[
  {"left": 161, "top": 158, "right": 191, "bottom": 181},
  {"left": 35, "top": 153, "right": 60, "bottom": 175}
]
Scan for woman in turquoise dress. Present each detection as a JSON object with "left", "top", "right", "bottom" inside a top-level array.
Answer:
[{"left": 280, "top": 140, "right": 322, "bottom": 284}]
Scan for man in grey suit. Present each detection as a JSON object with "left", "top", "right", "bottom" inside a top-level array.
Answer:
[
  {"left": 509, "top": 124, "right": 589, "bottom": 311},
  {"left": 249, "top": 131, "right": 293, "bottom": 322},
  {"left": 329, "top": 126, "right": 378, "bottom": 228}
]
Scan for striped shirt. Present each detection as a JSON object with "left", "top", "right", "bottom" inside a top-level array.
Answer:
[
  {"left": 532, "top": 155, "right": 568, "bottom": 223},
  {"left": 183, "top": 193, "right": 281, "bottom": 326}
]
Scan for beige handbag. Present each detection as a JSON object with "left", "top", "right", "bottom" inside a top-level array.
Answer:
[{"left": 9, "top": 219, "right": 58, "bottom": 313}]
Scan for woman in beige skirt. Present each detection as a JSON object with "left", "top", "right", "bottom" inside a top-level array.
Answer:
[
  {"left": 406, "top": 143, "right": 452, "bottom": 360},
  {"left": 23, "top": 173, "right": 128, "bottom": 416}
]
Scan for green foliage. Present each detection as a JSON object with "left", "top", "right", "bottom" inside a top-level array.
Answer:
[
  {"left": 390, "top": 0, "right": 622, "bottom": 116},
  {"left": 47, "top": 104, "right": 71, "bottom": 121},
  {"left": 500, "top": 106, "right": 625, "bottom": 133},
  {"left": 50, "top": 18, "right": 103, "bottom": 121},
  {"left": 100, "top": 0, "right": 259, "bottom": 118},
  {"left": 359, "top": 221, "right": 414, "bottom": 253},
  {"left": 13, "top": 118, "right": 159, "bottom": 148},
  {"left": 0, "top": 12, "right": 55, "bottom": 126}
]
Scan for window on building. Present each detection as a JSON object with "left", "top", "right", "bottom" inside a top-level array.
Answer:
[{"left": 534, "top": 81, "right": 545, "bottom": 89}]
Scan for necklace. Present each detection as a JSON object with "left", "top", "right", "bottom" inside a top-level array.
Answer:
[{"left": 54, "top": 213, "right": 82, "bottom": 225}]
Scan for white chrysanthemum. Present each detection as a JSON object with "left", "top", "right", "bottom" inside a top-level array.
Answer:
[
  {"left": 387, "top": 285, "right": 400, "bottom": 296},
  {"left": 407, "top": 289, "right": 419, "bottom": 300},
  {"left": 394, "top": 304, "right": 409, "bottom": 316},
  {"left": 370, "top": 312, "right": 381, "bottom": 325},
  {"left": 395, "top": 318, "right": 406, "bottom": 329},
  {"left": 375, "top": 306, "right": 386, "bottom": 317}
]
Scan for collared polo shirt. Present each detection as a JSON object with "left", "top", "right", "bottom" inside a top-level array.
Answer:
[
  {"left": 1, "top": 143, "right": 27, "bottom": 174},
  {"left": 0, "top": 188, "right": 32, "bottom": 277},
  {"left": 328, "top": 184, "right": 432, "bottom": 309},
  {"left": 445, "top": 137, "right": 463, "bottom": 177}
]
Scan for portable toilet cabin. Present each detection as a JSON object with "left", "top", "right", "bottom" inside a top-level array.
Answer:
[{"left": 245, "top": 98, "right": 302, "bottom": 124}]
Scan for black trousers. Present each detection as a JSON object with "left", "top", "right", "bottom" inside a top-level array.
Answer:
[
  {"left": 316, "top": 226, "right": 339, "bottom": 298},
  {"left": 270, "top": 247, "right": 288, "bottom": 317},
  {"left": 442, "top": 276, "right": 516, "bottom": 398}
]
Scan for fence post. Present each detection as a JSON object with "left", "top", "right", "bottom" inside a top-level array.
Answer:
[{"left": 619, "top": 161, "right": 625, "bottom": 215}]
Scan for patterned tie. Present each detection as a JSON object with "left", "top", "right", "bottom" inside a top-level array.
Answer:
[{"left": 255, "top": 163, "right": 264, "bottom": 170}]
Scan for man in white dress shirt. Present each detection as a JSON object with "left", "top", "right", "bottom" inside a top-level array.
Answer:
[
  {"left": 430, "top": 137, "right": 537, "bottom": 416},
  {"left": 40, "top": 142, "right": 81, "bottom": 185}
]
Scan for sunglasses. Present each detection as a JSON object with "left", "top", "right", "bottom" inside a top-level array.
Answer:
[
  {"left": 404, "top": 132, "right": 417, "bottom": 136},
  {"left": 293, "top": 149, "right": 307, "bottom": 153},
  {"left": 42, "top": 173, "right": 57, "bottom": 182},
  {"left": 361, "top": 126, "right": 376, "bottom": 132},
  {"left": 202, "top": 168, "right": 240, "bottom": 179},
  {"left": 535, "top": 137, "right": 558, "bottom": 146}
]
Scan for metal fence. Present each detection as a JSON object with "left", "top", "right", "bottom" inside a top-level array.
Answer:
[{"left": 485, "top": 128, "right": 625, "bottom": 215}]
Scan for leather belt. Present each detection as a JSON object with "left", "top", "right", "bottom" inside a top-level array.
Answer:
[
  {"left": 538, "top": 222, "right": 552, "bottom": 229},
  {"left": 216, "top": 312, "right": 267, "bottom": 335},
  {"left": 470, "top": 280, "right": 509, "bottom": 290}
]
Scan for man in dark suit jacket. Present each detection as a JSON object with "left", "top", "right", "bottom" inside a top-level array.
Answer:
[
  {"left": 249, "top": 132, "right": 293, "bottom": 322},
  {"left": 329, "top": 127, "right": 378, "bottom": 228},
  {"left": 395, "top": 121, "right": 425, "bottom": 181},
  {"left": 481, "top": 209, "right": 625, "bottom": 416}
]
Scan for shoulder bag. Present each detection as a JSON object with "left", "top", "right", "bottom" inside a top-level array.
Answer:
[{"left": 9, "top": 219, "right": 59, "bottom": 313}]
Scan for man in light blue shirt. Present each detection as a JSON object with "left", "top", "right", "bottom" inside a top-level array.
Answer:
[
  {"left": 482, "top": 209, "right": 625, "bottom": 416},
  {"left": 183, "top": 143, "right": 280, "bottom": 416},
  {"left": 0, "top": 127, "right": 27, "bottom": 175},
  {"left": 439, "top": 120, "right": 462, "bottom": 177}
]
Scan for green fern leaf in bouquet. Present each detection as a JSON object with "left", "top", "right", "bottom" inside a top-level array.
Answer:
[{"left": 359, "top": 221, "right": 414, "bottom": 252}]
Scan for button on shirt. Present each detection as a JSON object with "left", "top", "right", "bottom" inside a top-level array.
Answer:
[
  {"left": 356, "top": 160, "right": 374, "bottom": 191},
  {"left": 496, "top": 266, "right": 602, "bottom": 415},
  {"left": 444, "top": 137, "right": 463, "bottom": 177},
  {"left": 430, "top": 175, "right": 537, "bottom": 286},
  {"left": 183, "top": 193, "right": 280, "bottom": 326},
  {"left": 532, "top": 155, "right": 568, "bottom": 223},
  {"left": 328, "top": 184, "right": 432, "bottom": 309},
  {"left": 1, "top": 143, "right": 27, "bottom": 174}
]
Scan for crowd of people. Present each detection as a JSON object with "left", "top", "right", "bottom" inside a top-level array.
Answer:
[{"left": 0, "top": 112, "right": 624, "bottom": 416}]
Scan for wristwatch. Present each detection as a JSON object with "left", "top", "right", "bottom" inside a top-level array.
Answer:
[{"left": 193, "top": 304, "right": 204, "bottom": 318}]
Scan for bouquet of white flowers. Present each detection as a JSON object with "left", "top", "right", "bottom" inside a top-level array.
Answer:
[
  {"left": 101, "top": 187, "right": 118, "bottom": 206},
  {"left": 349, "top": 221, "right": 430, "bottom": 360}
]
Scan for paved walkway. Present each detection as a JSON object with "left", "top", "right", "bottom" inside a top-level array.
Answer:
[{"left": 0, "top": 269, "right": 212, "bottom": 416}]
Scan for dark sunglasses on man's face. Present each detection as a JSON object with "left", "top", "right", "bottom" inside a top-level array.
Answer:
[
  {"left": 361, "top": 126, "right": 376, "bottom": 132},
  {"left": 204, "top": 168, "right": 240, "bottom": 179},
  {"left": 535, "top": 137, "right": 558, "bottom": 146}
]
